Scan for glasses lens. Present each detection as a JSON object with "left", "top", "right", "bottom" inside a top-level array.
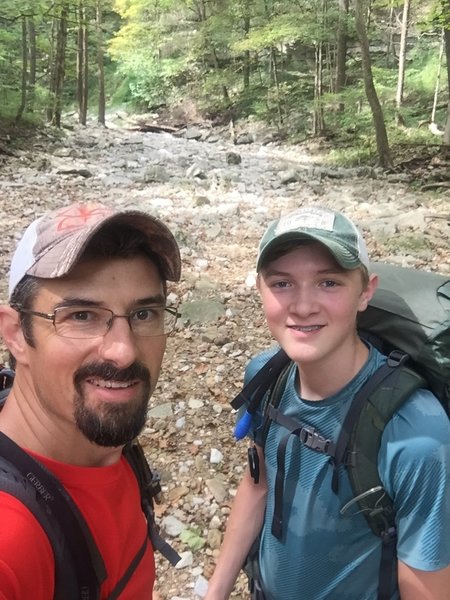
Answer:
[
  {"left": 130, "top": 306, "right": 177, "bottom": 337},
  {"left": 54, "top": 306, "right": 111, "bottom": 339}
]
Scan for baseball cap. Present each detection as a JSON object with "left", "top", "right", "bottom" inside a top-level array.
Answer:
[
  {"left": 256, "top": 206, "right": 369, "bottom": 272},
  {"left": 8, "top": 202, "right": 181, "bottom": 299}
]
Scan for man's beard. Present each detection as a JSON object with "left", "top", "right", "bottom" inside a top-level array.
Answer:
[{"left": 73, "top": 361, "right": 152, "bottom": 447}]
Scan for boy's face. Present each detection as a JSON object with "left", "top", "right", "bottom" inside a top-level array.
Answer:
[{"left": 257, "top": 242, "right": 377, "bottom": 370}]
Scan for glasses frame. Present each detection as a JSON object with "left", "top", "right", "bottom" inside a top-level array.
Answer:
[{"left": 12, "top": 304, "right": 179, "bottom": 339}]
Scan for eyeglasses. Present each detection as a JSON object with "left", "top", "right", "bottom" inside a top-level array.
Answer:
[{"left": 13, "top": 304, "right": 179, "bottom": 339}]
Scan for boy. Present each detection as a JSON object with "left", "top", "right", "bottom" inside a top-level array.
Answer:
[{"left": 205, "top": 206, "right": 450, "bottom": 600}]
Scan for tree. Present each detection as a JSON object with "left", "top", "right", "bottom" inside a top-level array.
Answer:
[
  {"left": 16, "top": 15, "right": 28, "bottom": 122},
  {"left": 442, "top": 0, "right": 450, "bottom": 145},
  {"left": 77, "top": 0, "right": 89, "bottom": 125},
  {"left": 395, "top": 0, "right": 411, "bottom": 126},
  {"left": 96, "top": 0, "right": 106, "bottom": 125},
  {"left": 49, "top": 4, "right": 68, "bottom": 127},
  {"left": 353, "top": 0, "right": 393, "bottom": 168},
  {"left": 335, "top": 0, "right": 349, "bottom": 111}
]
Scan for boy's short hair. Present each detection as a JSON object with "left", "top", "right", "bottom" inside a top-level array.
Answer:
[{"left": 257, "top": 206, "right": 369, "bottom": 273}]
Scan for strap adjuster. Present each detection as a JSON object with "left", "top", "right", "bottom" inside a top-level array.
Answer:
[{"left": 298, "top": 426, "right": 335, "bottom": 455}]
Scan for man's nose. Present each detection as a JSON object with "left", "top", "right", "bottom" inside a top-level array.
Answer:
[{"left": 98, "top": 316, "right": 138, "bottom": 367}]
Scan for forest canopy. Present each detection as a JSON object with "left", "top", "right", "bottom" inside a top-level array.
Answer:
[{"left": 1, "top": 0, "right": 450, "bottom": 167}]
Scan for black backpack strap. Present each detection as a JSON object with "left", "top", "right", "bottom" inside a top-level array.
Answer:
[
  {"left": 337, "top": 354, "right": 424, "bottom": 600},
  {"left": 232, "top": 349, "right": 291, "bottom": 442},
  {"left": 107, "top": 535, "right": 148, "bottom": 600},
  {"left": 124, "top": 441, "right": 181, "bottom": 567},
  {"left": 0, "top": 432, "right": 106, "bottom": 600}
]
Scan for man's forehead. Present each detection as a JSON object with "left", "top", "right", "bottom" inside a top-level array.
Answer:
[{"left": 33, "top": 255, "right": 164, "bottom": 303}]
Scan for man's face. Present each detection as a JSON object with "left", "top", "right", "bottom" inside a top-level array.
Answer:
[
  {"left": 257, "top": 242, "right": 376, "bottom": 371},
  {"left": 21, "top": 254, "right": 168, "bottom": 447}
]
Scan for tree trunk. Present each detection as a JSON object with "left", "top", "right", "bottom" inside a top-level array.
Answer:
[
  {"left": 443, "top": 17, "right": 450, "bottom": 145},
  {"left": 336, "top": 0, "right": 349, "bottom": 111},
  {"left": 270, "top": 47, "right": 283, "bottom": 127},
  {"left": 395, "top": 0, "right": 411, "bottom": 126},
  {"left": 386, "top": 1, "right": 395, "bottom": 67},
  {"left": 51, "top": 7, "right": 68, "bottom": 128},
  {"left": 47, "top": 17, "right": 57, "bottom": 123},
  {"left": 27, "top": 17, "right": 36, "bottom": 112},
  {"left": 77, "top": 1, "right": 88, "bottom": 125},
  {"left": 243, "top": 16, "right": 251, "bottom": 90},
  {"left": 16, "top": 17, "right": 28, "bottom": 123},
  {"left": 313, "top": 41, "right": 325, "bottom": 134},
  {"left": 431, "top": 31, "right": 445, "bottom": 127},
  {"left": 354, "top": 0, "right": 392, "bottom": 168},
  {"left": 97, "top": 0, "right": 106, "bottom": 125}
]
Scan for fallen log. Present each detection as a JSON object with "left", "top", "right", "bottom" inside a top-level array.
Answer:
[{"left": 130, "top": 123, "right": 183, "bottom": 134}]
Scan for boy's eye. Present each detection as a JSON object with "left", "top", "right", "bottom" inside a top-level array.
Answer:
[{"left": 321, "top": 280, "right": 339, "bottom": 288}]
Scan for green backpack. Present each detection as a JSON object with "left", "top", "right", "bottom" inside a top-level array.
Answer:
[{"left": 231, "top": 262, "right": 450, "bottom": 600}]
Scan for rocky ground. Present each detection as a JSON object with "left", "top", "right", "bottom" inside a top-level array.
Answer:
[{"left": 0, "top": 117, "right": 449, "bottom": 599}]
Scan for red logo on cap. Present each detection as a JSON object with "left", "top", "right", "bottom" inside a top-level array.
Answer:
[{"left": 55, "top": 205, "right": 113, "bottom": 232}]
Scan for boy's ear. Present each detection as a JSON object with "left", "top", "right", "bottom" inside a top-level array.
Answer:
[
  {"left": 0, "top": 306, "right": 29, "bottom": 364},
  {"left": 358, "top": 273, "right": 378, "bottom": 312}
]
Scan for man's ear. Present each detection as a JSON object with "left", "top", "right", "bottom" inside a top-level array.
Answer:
[
  {"left": 0, "top": 306, "right": 29, "bottom": 364},
  {"left": 358, "top": 273, "right": 378, "bottom": 312}
]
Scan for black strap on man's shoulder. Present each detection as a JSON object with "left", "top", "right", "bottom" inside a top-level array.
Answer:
[
  {"left": 124, "top": 441, "right": 181, "bottom": 566},
  {"left": 0, "top": 432, "right": 106, "bottom": 600}
]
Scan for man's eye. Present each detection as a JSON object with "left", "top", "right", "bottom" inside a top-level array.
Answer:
[
  {"left": 132, "top": 308, "right": 159, "bottom": 322},
  {"left": 68, "top": 310, "right": 96, "bottom": 322}
]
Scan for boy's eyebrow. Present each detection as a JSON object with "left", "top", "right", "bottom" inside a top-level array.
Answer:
[{"left": 262, "top": 266, "right": 345, "bottom": 277}]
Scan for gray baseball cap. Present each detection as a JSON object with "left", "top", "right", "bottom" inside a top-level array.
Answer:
[
  {"left": 8, "top": 202, "right": 181, "bottom": 299},
  {"left": 257, "top": 206, "right": 369, "bottom": 272}
]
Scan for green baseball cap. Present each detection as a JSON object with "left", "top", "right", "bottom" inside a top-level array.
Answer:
[{"left": 256, "top": 206, "right": 370, "bottom": 272}]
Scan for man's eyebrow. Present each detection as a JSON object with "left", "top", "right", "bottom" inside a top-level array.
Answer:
[
  {"left": 134, "top": 294, "right": 167, "bottom": 306},
  {"left": 54, "top": 298, "right": 102, "bottom": 309},
  {"left": 54, "top": 294, "right": 167, "bottom": 309}
]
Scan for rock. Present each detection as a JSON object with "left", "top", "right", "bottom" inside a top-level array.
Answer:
[
  {"left": 205, "top": 478, "right": 228, "bottom": 503},
  {"left": 179, "top": 300, "right": 226, "bottom": 324},
  {"left": 226, "top": 152, "right": 241, "bottom": 165},
  {"left": 162, "top": 515, "right": 187, "bottom": 537},
  {"left": 147, "top": 403, "right": 173, "bottom": 418},
  {"left": 207, "top": 528, "right": 222, "bottom": 550},
  {"left": 209, "top": 448, "right": 223, "bottom": 464},
  {"left": 175, "top": 551, "right": 194, "bottom": 569}
]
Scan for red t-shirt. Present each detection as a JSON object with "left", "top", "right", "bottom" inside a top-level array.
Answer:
[{"left": 0, "top": 452, "right": 155, "bottom": 599}]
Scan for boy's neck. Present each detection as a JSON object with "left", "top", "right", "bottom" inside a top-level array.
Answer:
[{"left": 295, "top": 339, "right": 369, "bottom": 401}]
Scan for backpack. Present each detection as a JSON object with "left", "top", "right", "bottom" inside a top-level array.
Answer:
[
  {"left": 0, "top": 377, "right": 180, "bottom": 600},
  {"left": 231, "top": 261, "right": 450, "bottom": 600}
]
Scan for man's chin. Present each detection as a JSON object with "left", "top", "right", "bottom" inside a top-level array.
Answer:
[{"left": 74, "top": 397, "right": 148, "bottom": 447}]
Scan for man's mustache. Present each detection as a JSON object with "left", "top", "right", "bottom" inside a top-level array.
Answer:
[{"left": 74, "top": 361, "right": 151, "bottom": 386}]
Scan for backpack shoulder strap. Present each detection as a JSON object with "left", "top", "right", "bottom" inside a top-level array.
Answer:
[
  {"left": 340, "top": 360, "right": 425, "bottom": 535},
  {"left": 336, "top": 355, "right": 425, "bottom": 532},
  {"left": 337, "top": 356, "right": 425, "bottom": 600},
  {"left": 123, "top": 441, "right": 181, "bottom": 567},
  {"left": 0, "top": 432, "right": 106, "bottom": 600},
  {"left": 259, "top": 358, "right": 295, "bottom": 449},
  {"left": 232, "top": 349, "right": 291, "bottom": 440}
]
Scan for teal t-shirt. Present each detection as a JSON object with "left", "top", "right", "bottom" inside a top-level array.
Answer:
[{"left": 243, "top": 345, "right": 450, "bottom": 600}]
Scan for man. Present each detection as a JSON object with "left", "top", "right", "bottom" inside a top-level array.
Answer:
[
  {"left": 0, "top": 201, "right": 181, "bottom": 599},
  {"left": 205, "top": 206, "right": 450, "bottom": 600}
]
